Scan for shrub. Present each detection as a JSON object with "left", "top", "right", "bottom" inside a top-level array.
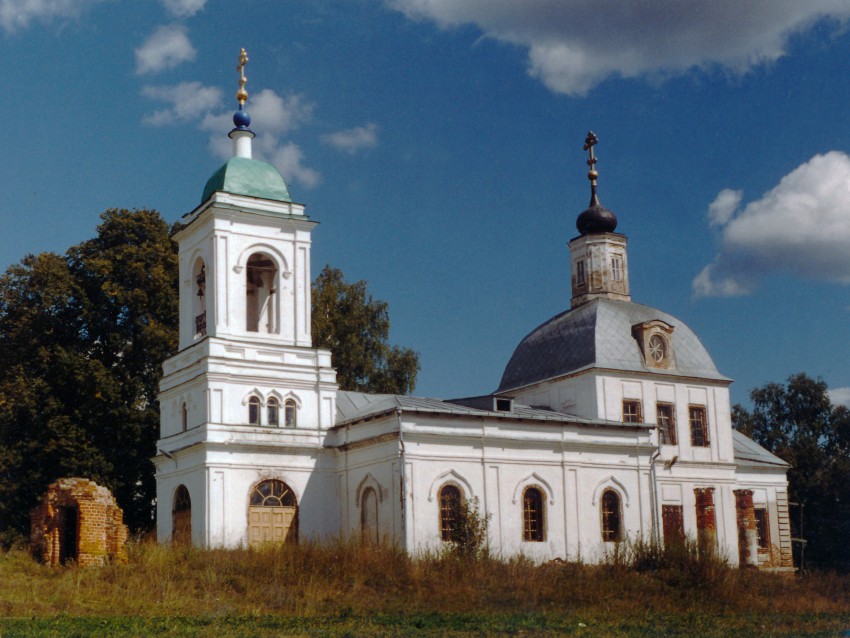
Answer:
[{"left": 445, "top": 497, "right": 490, "bottom": 559}]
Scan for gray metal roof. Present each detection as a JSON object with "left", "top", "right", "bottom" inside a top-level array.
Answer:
[
  {"left": 335, "top": 390, "right": 645, "bottom": 429},
  {"left": 732, "top": 430, "right": 789, "bottom": 469},
  {"left": 497, "top": 298, "right": 729, "bottom": 393}
]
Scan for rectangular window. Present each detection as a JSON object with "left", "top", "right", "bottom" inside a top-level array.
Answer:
[
  {"left": 576, "top": 260, "right": 586, "bottom": 286},
  {"left": 662, "top": 504, "right": 685, "bottom": 546},
  {"left": 689, "top": 406, "right": 709, "bottom": 447},
  {"left": 754, "top": 507, "right": 769, "bottom": 550},
  {"left": 612, "top": 256, "right": 622, "bottom": 282},
  {"left": 622, "top": 400, "right": 642, "bottom": 423},
  {"left": 657, "top": 403, "right": 677, "bottom": 445}
]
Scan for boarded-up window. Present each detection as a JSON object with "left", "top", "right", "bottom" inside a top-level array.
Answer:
[
  {"left": 601, "top": 490, "right": 622, "bottom": 542},
  {"left": 612, "top": 256, "right": 622, "bottom": 282},
  {"left": 523, "top": 487, "right": 544, "bottom": 542},
  {"left": 657, "top": 403, "right": 677, "bottom": 445},
  {"left": 662, "top": 504, "right": 685, "bottom": 546}
]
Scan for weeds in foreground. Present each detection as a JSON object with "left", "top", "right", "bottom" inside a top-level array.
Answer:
[{"left": 0, "top": 538, "right": 849, "bottom": 634}]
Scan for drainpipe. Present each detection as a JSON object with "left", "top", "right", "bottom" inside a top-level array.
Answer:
[
  {"left": 397, "top": 407, "right": 406, "bottom": 551},
  {"left": 649, "top": 426, "right": 662, "bottom": 545}
]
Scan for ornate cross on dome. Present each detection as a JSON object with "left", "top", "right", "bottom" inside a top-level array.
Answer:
[
  {"left": 236, "top": 48, "right": 249, "bottom": 106},
  {"left": 583, "top": 131, "right": 600, "bottom": 206}
]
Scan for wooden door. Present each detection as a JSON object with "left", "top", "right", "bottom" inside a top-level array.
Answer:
[{"left": 248, "top": 506, "right": 297, "bottom": 547}]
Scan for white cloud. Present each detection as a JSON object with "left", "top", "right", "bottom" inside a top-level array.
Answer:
[
  {"left": 142, "top": 81, "right": 221, "bottom": 125},
  {"left": 322, "top": 123, "right": 379, "bottom": 155},
  {"left": 160, "top": 0, "right": 205, "bottom": 18},
  {"left": 387, "top": 0, "right": 850, "bottom": 96},
  {"left": 267, "top": 142, "right": 320, "bottom": 189},
  {"left": 135, "top": 24, "right": 196, "bottom": 75},
  {"left": 0, "top": 0, "right": 101, "bottom": 33},
  {"left": 693, "top": 151, "right": 850, "bottom": 297},
  {"left": 194, "top": 90, "right": 320, "bottom": 189},
  {"left": 707, "top": 189, "right": 742, "bottom": 228},
  {"left": 247, "top": 89, "right": 313, "bottom": 135},
  {"left": 829, "top": 387, "right": 850, "bottom": 408}
]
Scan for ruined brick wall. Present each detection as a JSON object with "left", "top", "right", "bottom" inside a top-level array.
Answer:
[
  {"left": 30, "top": 478, "right": 129, "bottom": 567},
  {"left": 694, "top": 487, "right": 717, "bottom": 558},
  {"left": 734, "top": 489, "right": 759, "bottom": 568}
]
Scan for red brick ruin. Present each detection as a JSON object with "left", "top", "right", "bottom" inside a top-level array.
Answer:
[
  {"left": 31, "top": 478, "right": 129, "bottom": 566},
  {"left": 734, "top": 489, "right": 759, "bottom": 568},
  {"left": 694, "top": 487, "right": 717, "bottom": 558}
]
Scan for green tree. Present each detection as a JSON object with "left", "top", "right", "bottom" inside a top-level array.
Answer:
[
  {"left": 0, "top": 210, "right": 177, "bottom": 536},
  {"left": 312, "top": 266, "right": 419, "bottom": 394},
  {"left": 0, "top": 219, "right": 419, "bottom": 540},
  {"left": 733, "top": 373, "right": 850, "bottom": 567}
]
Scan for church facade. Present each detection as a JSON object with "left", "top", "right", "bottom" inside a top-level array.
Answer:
[{"left": 154, "top": 61, "right": 793, "bottom": 569}]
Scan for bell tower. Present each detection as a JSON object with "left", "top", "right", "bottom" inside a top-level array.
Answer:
[
  {"left": 175, "top": 50, "right": 314, "bottom": 351},
  {"left": 568, "top": 131, "right": 630, "bottom": 308},
  {"left": 155, "top": 50, "right": 338, "bottom": 548}
]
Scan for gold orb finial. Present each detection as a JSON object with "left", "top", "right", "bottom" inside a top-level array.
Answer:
[{"left": 236, "top": 48, "right": 249, "bottom": 105}]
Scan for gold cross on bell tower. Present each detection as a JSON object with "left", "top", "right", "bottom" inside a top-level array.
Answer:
[
  {"left": 583, "top": 131, "right": 600, "bottom": 206},
  {"left": 236, "top": 48, "right": 249, "bottom": 106}
]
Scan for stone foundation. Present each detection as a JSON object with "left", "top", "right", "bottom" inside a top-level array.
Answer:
[{"left": 31, "top": 478, "right": 129, "bottom": 566}]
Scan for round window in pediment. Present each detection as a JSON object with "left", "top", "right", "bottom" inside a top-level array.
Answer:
[{"left": 648, "top": 334, "right": 668, "bottom": 365}]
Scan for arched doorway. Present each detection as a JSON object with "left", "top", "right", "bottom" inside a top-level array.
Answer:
[
  {"left": 248, "top": 479, "right": 298, "bottom": 547},
  {"left": 172, "top": 485, "right": 191, "bottom": 546}
]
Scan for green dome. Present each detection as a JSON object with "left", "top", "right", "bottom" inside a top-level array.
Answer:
[{"left": 202, "top": 157, "right": 291, "bottom": 203}]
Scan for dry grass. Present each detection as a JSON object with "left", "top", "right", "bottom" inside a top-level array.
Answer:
[{"left": 1, "top": 539, "right": 850, "bottom": 636}]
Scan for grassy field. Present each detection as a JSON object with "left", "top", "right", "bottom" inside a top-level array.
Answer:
[{"left": 1, "top": 540, "right": 850, "bottom": 637}]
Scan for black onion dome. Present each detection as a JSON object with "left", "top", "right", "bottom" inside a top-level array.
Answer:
[{"left": 576, "top": 202, "right": 618, "bottom": 234}]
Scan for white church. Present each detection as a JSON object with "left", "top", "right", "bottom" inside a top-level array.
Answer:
[{"left": 154, "top": 54, "right": 793, "bottom": 569}]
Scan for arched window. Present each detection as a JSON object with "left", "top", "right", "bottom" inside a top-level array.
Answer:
[
  {"left": 192, "top": 258, "right": 206, "bottom": 338},
  {"left": 250, "top": 479, "right": 297, "bottom": 507},
  {"left": 172, "top": 485, "right": 191, "bottom": 545},
  {"left": 181, "top": 402, "right": 188, "bottom": 431},
  {"left": 284, "top": 398, "right": 297, "bottom": 428},
  {"left": 523, "top": 487, "right": 545, "bottom": 542},
  {"left": 439, "top": 484, "right": 462, "bottom": 542},
  {"left": 361, "top": 487, "right": 379, "bottom": 543},
  {"left": 267, "top": 398, "right": 279, "bottom": 427},
  {"left": 246, "top": 253, "right": 278, "bottom": 334},
  {"left": 248, "top": 396, "right": 261, "bottom": 425},
  {"left": 601, "top": 489, "right": 622, "bottom": 542},
  {"left": 248, "top": 479, "right": 298, "bottom": 546}
]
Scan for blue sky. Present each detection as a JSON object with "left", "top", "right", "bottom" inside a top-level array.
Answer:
[{"left": 3, "top": 0, "right": 850, "bottom": 407}]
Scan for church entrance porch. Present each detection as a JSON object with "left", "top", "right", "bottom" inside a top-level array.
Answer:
[{"left": 248, "top": 479, "right": 298, "bottom": 547}]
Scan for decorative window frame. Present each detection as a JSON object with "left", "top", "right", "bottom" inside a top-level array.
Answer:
[
  {"left": 428, "top": 469, "right": 473, "bottom": 503},
  {"left": 591, "top": 476, "right": 631, "bottom": 509},
  {"left": 631, "top": 320, "right": 676, "bottom": 369},
  {"left": 355, "top": 473, "right": 385, "bottom": 507},
  {"left": 511, "top": 472, "right": 555, "bottom": 506}
]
